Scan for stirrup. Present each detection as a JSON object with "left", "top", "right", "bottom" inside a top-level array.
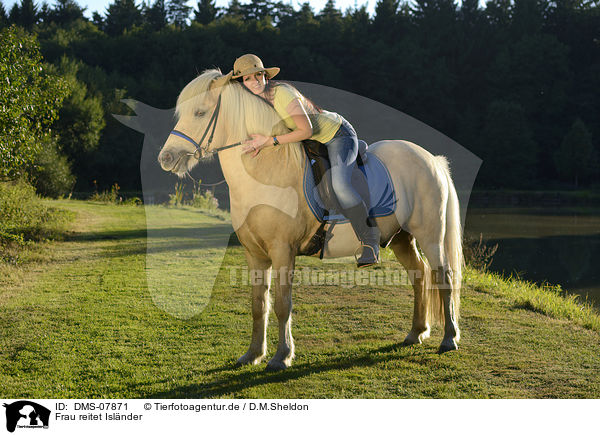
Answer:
[{"left": 354, "top": 244, "right": 379, "bottom": 268}]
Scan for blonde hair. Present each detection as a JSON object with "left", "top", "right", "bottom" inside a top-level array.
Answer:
[{"left": 175, "top": 69, "right": 305, "bottom": 170}]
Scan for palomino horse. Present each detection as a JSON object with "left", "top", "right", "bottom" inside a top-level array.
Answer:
[{"left": 158, "top": 69, "right": 462, "bottom": 370}]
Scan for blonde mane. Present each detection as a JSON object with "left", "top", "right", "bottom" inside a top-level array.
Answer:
[{"left": 175, "top": 69, "right": 305, "bottom": 173}]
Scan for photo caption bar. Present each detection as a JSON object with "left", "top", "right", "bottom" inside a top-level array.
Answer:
[{"left": 0, "top": 399, "right": 595, "bottom": 435}]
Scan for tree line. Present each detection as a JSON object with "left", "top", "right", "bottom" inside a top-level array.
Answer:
[{"left": 1, "top": 0, "right": 599, "bottom": 195}]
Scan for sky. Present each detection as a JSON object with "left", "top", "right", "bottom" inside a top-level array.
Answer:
[{"left": 2, "top": 0, "right": 379, "bottom": 19}]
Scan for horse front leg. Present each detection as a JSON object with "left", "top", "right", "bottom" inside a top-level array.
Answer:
[
  {"left": 236, "top": 252, "right": 272, "bottom": 367},
  {"left": 266, "top": 245, "right": 296, "bottom": 371}
]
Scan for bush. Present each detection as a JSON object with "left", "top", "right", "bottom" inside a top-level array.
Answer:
[
  {"left": 464, "top": 233, "right": 498, "bottom": 271},
  {"left": 89, "top": 182, "right": 141, "bottom": 205},
  {"left": 168, "top": 182, "right": 185, "bottom": 207},
  {"left": 90, "top": 181, "right": 122, "bottom": 204},
  {"left": 29, "top": 139, "right": 76, "bottom": 198},
  {"left": 0, "top": 180, "right": 74, "bottom": 263},
  {"left": 189, "top": 185, "right": 219, "bottom": 211}
]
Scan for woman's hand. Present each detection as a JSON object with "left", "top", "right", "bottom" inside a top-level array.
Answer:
[{"left": 242, "top": 134, "right": 271, "bottom": 157}]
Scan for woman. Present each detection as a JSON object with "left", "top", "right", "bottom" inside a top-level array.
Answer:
[{"left": 231, "top": 54, "right": 379, "bottom": 267}]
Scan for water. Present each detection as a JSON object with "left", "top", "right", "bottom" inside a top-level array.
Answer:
[{"left": 464, "top": 207, "right": 600, "bottom": 310}]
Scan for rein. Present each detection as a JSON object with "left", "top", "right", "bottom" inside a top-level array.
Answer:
[{"left": 169, "top": 94, "right": 245, "bottom": 160}]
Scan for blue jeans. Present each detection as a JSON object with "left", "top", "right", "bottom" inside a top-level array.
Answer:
[{"left": 324, "top": 118, "right": 362, "bottom": 210}]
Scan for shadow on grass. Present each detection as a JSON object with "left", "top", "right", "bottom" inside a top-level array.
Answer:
[
  {"left": 65, "top": 227, "right": 242, "bottom": 259},
  {"left": 149, "top": 342, "right": 423, "bottom": 398},
  {"left": 67, "top": 225, "right": 236, "bottom": 243}
]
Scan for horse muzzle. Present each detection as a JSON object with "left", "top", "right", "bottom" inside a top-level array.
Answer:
[
  {"left": 158, "top": 149, "right": 193, "bottom": 173},
  {"left": 158, "top": 150, "right": 174, "bottom": 170}
]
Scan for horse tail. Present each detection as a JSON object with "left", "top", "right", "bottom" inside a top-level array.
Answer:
[
  {"left": 426, "top": 156, "right": 462, "bottom": 329},
  {"left": 424, "top": 249, "right": 441, "bottom": 327},
  {"left": 440, "top": 156, "right": 462, "bottom": 324}
]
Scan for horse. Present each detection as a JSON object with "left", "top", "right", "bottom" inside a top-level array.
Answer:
[{"left": 157, "top": 69, "right": 462, "bottom": 370}]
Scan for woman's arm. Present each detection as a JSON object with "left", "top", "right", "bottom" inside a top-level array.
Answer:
[
  {"left": 243, "top": 98, "right": 313, "bottom": 156},
  {"left": 275, "top": 98, "right": 313, "bottom": 143}
]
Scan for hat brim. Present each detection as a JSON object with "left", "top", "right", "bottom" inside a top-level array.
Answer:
[
  {"left": 210, "top": 70, "right": 234, "bottom": 90},
  {"left": 232, "top": 66, "right": 280, "bottom": 79}
]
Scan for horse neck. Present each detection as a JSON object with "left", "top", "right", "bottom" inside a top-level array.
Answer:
[
  {"left": 217, "top": 144, "right": 312, "bottom": 232},
  {"left": 218, "top": 144, "right": 305, "bottom": 194}
]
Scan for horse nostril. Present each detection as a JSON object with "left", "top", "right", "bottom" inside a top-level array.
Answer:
[{"left": 160, "top": 151, "right": 173, "bottom": 164}]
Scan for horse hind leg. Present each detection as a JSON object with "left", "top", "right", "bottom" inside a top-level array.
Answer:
[
  {"left": 417, "top": 234, "right": 460, "bottom": 353},
  {"left": 389, "top": 231, "right": 431, "bottom": 345}
]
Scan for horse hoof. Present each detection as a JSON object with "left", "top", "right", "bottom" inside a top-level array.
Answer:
[
  {"left": 235, "top": 352, "right": 265, "bottom": 367},
  {"left": 403, "top": 328, "right": 429, "bottom": 346},
  {"left": 437, "top": 341, "right": 458, "bottom": 354},
  {"left": 401, "top": 338, "right": 418, "bottom": 347},
  {"left": 265, "top": 359, "right": 290, "bottom": 371}
]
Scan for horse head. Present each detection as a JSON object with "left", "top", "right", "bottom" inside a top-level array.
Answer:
[{"left": 158, "top": 69, "right": 231, "bottom": 176}]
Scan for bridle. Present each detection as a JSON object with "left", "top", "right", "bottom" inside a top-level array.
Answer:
[{"left": 169, "top": 94, "right": 245, "bottom": 161}]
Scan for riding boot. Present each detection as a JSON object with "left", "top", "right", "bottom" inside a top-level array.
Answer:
[{"left": 343, "top": 203, "right": 380, "bottom": 268}]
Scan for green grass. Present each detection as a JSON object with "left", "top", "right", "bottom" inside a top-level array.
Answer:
[{"left": 1, "top": 200, "right": 599, "bottom": 398}]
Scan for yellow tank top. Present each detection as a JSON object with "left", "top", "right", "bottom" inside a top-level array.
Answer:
[{"left": 272, "top": 84, "right": 342, "bottom": 144}]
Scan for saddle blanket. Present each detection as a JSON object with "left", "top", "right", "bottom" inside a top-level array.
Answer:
[{"left": 303, "top": 152, "right": 397, "bottom": 223}]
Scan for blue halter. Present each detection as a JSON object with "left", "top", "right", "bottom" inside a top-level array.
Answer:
[{"left": 169, "top": 94, "right": 244, "bottom": 158}]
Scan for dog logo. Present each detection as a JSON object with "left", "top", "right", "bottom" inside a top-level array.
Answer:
[{"left": 3, "top": 401, "right": 50, "bottom": 432}]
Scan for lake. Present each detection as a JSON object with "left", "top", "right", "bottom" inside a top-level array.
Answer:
[{"left": 464, "top": 207, "right": 600, "bottom": 310}]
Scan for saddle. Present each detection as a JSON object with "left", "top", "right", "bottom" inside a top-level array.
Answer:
[
  {"left": 302, "top": 139, "right": 369, "bottom": 213},
  {"left": 301, "top": 139, "right": 370, "bottom": 257}
]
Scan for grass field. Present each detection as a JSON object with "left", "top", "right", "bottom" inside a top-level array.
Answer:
[{"left": 1, "top": 200, "right": 599, "bottom": 398}]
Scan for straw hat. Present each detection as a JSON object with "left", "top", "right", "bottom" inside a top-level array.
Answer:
[{"left": 231, "top": 54, "right": 280, "bottom": 79}]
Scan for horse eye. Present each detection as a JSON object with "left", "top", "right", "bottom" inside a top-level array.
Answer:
[{"left": 195, "top": 110, "right": 206, "bottom": 117}]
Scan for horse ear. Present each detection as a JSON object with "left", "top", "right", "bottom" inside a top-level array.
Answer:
[{"left": 210, "top": 71, "right": 233, "bottom": 91}]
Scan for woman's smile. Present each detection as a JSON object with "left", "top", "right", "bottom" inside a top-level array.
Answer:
[{"left": 242, "top": 71, "right": 267, "bottom": 95}]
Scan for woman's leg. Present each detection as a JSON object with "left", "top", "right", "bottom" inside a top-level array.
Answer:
[
  {"left": 326, "top": 121, "right": 379, "bottom": 266},
  {"left": 326, "top": 133, "right": 361, "bottom": 210}
]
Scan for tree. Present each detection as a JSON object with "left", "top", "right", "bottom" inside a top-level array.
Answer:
[
  {"left": 350, "top": 4, "right": 370, "bottom": 28},
  {"left": 316, "top": 0, "right": 343, "bottom": 47},
  {"left": 92, "top": 11, "right": 104, "bottom": 29},
  {"left": 52, "top": 57, "right": 105, "bottom": 170},
  {"left": 373, "top": 0, "right": 399, "bottom": 30},
  {"left": 167, "top": 0, "right": 191, "bottom": 28},
  {"left": 38, "top": 2, "right": 51, "bottom": 22},
  {"left": 0, "top": 26, "right": 69, "bottom": 181},
  {"left": 554, "top": 118, "right": 596, "bottom": 186},
  {"left": 194, "top": 0, "right": 217, "bottom": 24},
  {"left": 480, "top": 100, "right": 538, "bottom": 187},
  {"left": 318, "top": 0, "right": 342, "bottom": 22},
  {"left": 296, "top": 1, "right": 314, "bottom": 22},
  {"left": 0, "top": 2, "right": 8, "bottom": 28},
  {"left": 459, "top": 0, "right": 482, "bottom": 26},
  {"left": 486, "top": 33, "right": 570, "bottom": 178},
  {"left": 225, "top": 0, "right": 243, "bottom": 19},
  {"left": 105, "top": 0, "right": 143, "bottom": 36},
  {"left": 144, "top": 0, "right": 168, "bottom": 30},
  {"left": 270, "top": 1, "right": 294, "bottom": 25},
  {"left": 240, "top": 0, "right": 274, "bottom": 21},
  {"left": 511, "top": 0, "right": 546, "bottom": 38},
  {"left": 45, "top": 0, "right": 86, "bottom": 25},
  {"left": 9, "top": 0, "right": 39, "bottom": 29},
  {"left": 485, "top": 0, "right": 511, "bottom": 29}
]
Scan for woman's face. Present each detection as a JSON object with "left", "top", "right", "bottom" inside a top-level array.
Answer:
[{"left": 242, "top": 71, "right": 267, "bottom": 95}]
